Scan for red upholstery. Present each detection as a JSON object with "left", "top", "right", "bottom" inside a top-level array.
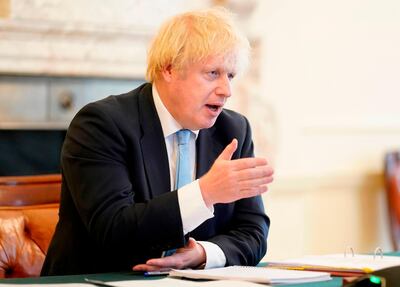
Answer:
[
  {"left": 384, "top": 152, "right": 400, "bottom": 250},
  {"left": 0, "top": 174, "right": 61, "bottom": 278}
]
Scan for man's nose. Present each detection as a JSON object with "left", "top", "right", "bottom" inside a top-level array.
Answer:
[{"left": 215, "top": 75, "right": 231, "bottom": 98}]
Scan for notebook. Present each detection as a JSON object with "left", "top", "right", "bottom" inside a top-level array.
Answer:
[
  {"left": 267, "top": 254, "right": 400, "bottom": 277},
  {"left": 169, "top": 266, "right": 331, "bottom": 284}
]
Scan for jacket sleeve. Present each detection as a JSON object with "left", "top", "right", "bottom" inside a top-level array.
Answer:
[{"left": 207, "top": 116, "right": 270, "bottom": 266}]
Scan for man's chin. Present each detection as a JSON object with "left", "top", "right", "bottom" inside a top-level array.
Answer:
[
  {"left": 197, "top": 118, "right": 218, "bottom": 130},
  {"left": 186, "top": 115, "right": 220, "bottom": 130}
]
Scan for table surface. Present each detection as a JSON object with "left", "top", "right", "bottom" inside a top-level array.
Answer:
[
  {"left": 2, "top": 252, "right": 400, "bottom": 286},
  {"left": 0, "top": 271, "right": 343, "bottom": 287}
]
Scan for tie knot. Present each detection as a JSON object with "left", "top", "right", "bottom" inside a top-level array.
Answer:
[{"left": 177, "top": 129, "right": 191, "bottom": 145}]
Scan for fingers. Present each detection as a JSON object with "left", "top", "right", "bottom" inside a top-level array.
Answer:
[
  {"left": 241, "top": 185, "right": 269, "bottom": 197},
  {"left": 235, "top": 167, "right": 273, "bottom": 198},
  {"left": 132, "top": 264, "right": 162, "bottom": 272},
  {"left": 147, "top": 237, "right": 197, "bottom": 267},
  {"left": 238, "top": 176, "right": 273, "bottom": 190},
  {"left": 235, "top": 165, "right": 274, "bottom": 181},
  {"left": 244, "top": 186, "right": 269, "bottom": 194},
  {"left": 231, "top": 157, "right": 268, "bottom": 170},
  {"left": 230, "top": 158, "right": 273, "bottom": 190},
  {"left": 133, "top": 238, "right": 203, "bottom": 271},
  {"left": 147, "top": 256, "right": 180, "bottom": 268},
  {"left": 199, "top": 138, "right": 274, "bottom": 205},
  {"left": 217, "top": 138, "right": 238, "bottom": 161},
  {"left": 133, "top": 255, "right": 184, "bottom": 270}
]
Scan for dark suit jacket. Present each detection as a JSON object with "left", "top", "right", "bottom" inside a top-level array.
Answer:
[{"left": 41, "top": 83, "right": 269, "bottom": 276}]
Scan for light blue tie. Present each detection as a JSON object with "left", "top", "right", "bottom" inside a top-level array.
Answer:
[
  {"left": 175, "top": 129, "right": 192, "bottom": 189},
  {"left": 163, "top": 129, "right": 192, "bottom": 257}
]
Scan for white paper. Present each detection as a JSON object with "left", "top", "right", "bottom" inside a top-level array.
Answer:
[
  {"left": 0, "top": 279, "right": 267, "bottom": 287},
  {"left": 169, "top": 266, "right": 331, "bottom": 284},
  {"left": 110, "top": 278, "right": 267, "bottom": 287}
]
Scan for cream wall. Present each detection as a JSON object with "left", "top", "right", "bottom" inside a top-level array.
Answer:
[{"left": 248, "top": 0, "right": 400, "bottom": 260}]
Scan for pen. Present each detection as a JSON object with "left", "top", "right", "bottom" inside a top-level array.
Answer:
[
  {"left": 84, "top": 278, "right": 117, "bottom": 287},
  {"left": 144, "top": 269, "right": 171, "bottom": 276}
]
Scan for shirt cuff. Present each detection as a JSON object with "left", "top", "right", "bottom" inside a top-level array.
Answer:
[
  {"left": 197, "top": 241, "right": 227, "bottom": 269},
  {"left": 177, "top": 179, "right": 214, "bottom": 234}
]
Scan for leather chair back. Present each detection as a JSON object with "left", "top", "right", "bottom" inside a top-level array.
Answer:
[
  {"left": 0, "top": 174, "right": 61, "bottom": 278},
  {"left": 384, "top": 152, "right": 400, "bottom": 250}
]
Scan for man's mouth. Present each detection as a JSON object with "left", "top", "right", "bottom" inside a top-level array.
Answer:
[{"left": 206, "top": 104, "right": 221, "bottom": 112}]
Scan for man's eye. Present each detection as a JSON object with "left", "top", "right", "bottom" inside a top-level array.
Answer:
[
  {"left": 208, "top": 71, "right": 219, "bottom": 78},
  {"left": 228, "top": 73, "right": 235, "bottom": 80}
]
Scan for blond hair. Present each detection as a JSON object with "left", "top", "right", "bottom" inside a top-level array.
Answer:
[{"left": 146, "top": 7, "right": 250, "bottom": 82}]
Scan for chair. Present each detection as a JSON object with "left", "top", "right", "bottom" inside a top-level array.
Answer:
[
  {"left": 0, "top": 174, "right": 61, "bottom": 278},
  {"left": 384, "top": 152, "right": 400, "bottom": 251}
]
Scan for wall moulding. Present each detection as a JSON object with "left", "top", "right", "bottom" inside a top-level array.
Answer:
[
  {"left": 0, "top": 19, "right": 152, "bottom": 78},
  {"left": 0, "top": 0, "right": 210, "bottom": 78},
  {"left": 268, "top": 172, "right": 384, "bottom": 195}
]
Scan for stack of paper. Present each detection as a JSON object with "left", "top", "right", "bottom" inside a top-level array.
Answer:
[
  {"left": 267, "top": 254, "right": 400, "bottom": 276},
  {"left": 169, "top": 266, "right": 331, "bottom": 284}
]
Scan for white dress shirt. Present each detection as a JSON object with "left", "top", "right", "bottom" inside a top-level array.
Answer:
[{"left": 152, "top": 84, "right": 226, "bottom": 269}]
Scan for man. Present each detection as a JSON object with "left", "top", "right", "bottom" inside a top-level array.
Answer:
[{"left": 41, "top": 7, "right": 274, "bottom": 276}]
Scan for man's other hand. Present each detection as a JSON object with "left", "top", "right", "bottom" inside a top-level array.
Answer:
[
  {"left": 132, "top": 238, "right": 206, "bottom": 271},
  {"left": 199, "top": 138, "right": 274, "bottom": 208}
]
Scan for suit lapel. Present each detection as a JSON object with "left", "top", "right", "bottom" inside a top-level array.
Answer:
[
  {"left": 196, "top": 127, "right": 224, "bottom": 178},
  {"left": 137, "top": 84, "right": 226, "bottom": 196},
  {"left": 138, "top": 84, "right": 171, "bottom": 198},
  {"left": 192, "top": 127, "right": 226, "bottom": 239}
]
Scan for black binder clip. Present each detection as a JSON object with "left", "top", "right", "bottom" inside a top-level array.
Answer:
[{"left": 343, "top": 275, "right": 385, "bottom": 287}]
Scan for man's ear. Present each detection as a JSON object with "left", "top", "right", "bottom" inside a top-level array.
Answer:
[{"left": 160, "top": 64, "right": 173, "bottom": 82}]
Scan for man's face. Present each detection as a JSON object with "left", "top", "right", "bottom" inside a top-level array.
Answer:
[{"left": 161, "top": 55, "right": 236, "bottom": 130}]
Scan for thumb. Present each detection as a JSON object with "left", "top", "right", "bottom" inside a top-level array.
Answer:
[
  {"left": 217, "top": 139, "right": 238, "bottom": 161},
  {"left": 186, "top": 237, "right": 197, "bottom": 249}
]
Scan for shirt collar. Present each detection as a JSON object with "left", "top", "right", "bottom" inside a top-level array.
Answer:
[{"left": 152, "top": 84, "right": 199, "bottom": 139}]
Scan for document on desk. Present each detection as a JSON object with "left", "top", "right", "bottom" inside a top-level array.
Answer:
[
  {"left": 267, "top": 253, "right": 400, "bottom": 276},
  {"left": 169, "top": 266, "right": 331, "bottom": 284},
  {"left": 110, "top": 278, "right": 268, "bottom": 287}
]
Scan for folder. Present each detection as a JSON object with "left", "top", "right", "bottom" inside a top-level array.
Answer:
[{"left": 267, "top": 253, "right": 400, "bottom": 277}]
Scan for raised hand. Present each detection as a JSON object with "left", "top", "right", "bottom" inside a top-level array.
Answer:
[{"left": 199, "top": 138, "right": 274, "bottom": 208}]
